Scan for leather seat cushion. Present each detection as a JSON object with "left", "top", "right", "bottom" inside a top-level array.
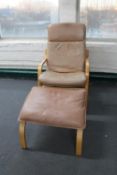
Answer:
[
  {"left": 19, "top": 87, "right": 86, "bottom": 129},
  {"left": 39, "top": 71, "right": 86, "bottom": 87}
]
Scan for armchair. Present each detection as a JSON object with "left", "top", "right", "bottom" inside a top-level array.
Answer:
[{"left": 18, "top": 23, "right": 89, "bottom": 156}]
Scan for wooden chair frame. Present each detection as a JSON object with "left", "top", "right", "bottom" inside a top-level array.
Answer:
[{"left": 19, "top": 120, "right": 27, "bottom": 149}]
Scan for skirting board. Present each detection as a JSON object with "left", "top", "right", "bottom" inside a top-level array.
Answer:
[{"left": 0, "top": 68, "right": 117, "bottom": 80}]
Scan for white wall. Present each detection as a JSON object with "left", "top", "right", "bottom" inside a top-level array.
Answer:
[{"left": 0, "top": 0, "right": 117, "bottom": 73}]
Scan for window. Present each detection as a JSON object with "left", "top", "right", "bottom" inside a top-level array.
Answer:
[
  {"left": 80, "top": 0, "right": 117, "bottom": 39},
  {"left": 0, "top": 0, "right": 58, "bottom": 38}
]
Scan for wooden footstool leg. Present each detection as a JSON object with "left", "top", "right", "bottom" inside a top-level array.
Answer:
[
  {"left": 19, "top": 120, "right": 27, "bottom": 149},
  {"left": 76, "top": 129, "right": 83, "bottom": 156}
]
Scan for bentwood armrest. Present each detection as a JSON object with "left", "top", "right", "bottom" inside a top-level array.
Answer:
[
  {"left": 38, "top": 58, "right": 47, "bottom": 77},
  {"left": 85, "top": 50, "right": 90, "bottom": 109},
  {"left": 38, "top": 48, "right": 48, "bottom": 78},
  {"left": 85, "top": 51, "right": 90, "bottom": 78}
]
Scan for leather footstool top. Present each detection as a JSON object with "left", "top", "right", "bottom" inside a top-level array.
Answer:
[{"left": 19, "top": 87, "right": 86, "bottom": 129}]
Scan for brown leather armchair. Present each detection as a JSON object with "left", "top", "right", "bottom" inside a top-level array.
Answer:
[{"left": 19, "top": 23, "right": 89, "bottom": 156}]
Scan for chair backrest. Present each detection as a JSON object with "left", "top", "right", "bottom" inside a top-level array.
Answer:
[{"left": 47, "top": 23, "right": 86, "bottom": 73}]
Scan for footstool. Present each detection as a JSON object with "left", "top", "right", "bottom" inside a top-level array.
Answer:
[{"left": 18, "top": 86, "right": 86, "bottom": 156}]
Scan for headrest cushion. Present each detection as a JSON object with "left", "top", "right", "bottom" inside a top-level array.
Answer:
[{"left": 48, "top": 23, "right": 86, "bottom": 42}]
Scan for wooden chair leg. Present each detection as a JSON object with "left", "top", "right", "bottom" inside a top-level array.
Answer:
[
  {"left": 19, "top": 120, "right": 27, "bottom": 149},
  {"left": 76, "top": 129, "right": 83, "bottom": 156}
]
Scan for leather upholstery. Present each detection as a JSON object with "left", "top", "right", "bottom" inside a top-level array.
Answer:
[
  {"left": 19, "top": 87, "right": 86, "bottom": 129},
  {"left": 39, "top": 71, "right": 86, "bottom": 87},
  {"left": 47, "top": 41, "right": 85, "bottom": 72},
  {"left": 39, "top": 23, "right": 86, "bottom": 87},
  {"left": 48, "top": 23, "right": 86, "bottom": 41},
  {"left": 18, "top": 23, "right": 89, "bottom": 154}
]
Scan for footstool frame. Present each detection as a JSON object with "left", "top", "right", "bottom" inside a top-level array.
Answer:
[{"left": 19, "top": 120, "right": 84, "bottom": 156}]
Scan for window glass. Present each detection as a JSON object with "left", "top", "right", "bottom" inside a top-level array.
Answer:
[
  {"left": 0, "top": 0, "right": 58, "bottom": 38},
  {"left": 80, "top": 0, "right": 117, "bottom": 39}
]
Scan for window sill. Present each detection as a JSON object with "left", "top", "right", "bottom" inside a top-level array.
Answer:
[
  {"left": 0, "top": 39, "right": 117, "bottom": 73},
  {"left": 0, "top": 38, "right": 47, "bottom": 44}
]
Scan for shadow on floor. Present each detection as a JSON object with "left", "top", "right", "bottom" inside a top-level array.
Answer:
[
  {"left": 83, "top": 120, "right": 106, "bottom": 159},
  {"left": 26, "top": 119, "right": 107, "bottom": 159}
]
